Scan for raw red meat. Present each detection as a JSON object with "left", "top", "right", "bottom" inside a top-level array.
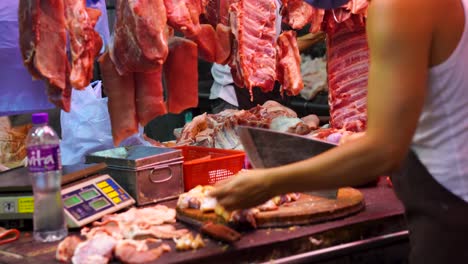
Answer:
[
  {"left": 18, "top": 0, "right": 70, "bottom": 111},
  {"left": 276, "top": 31, "right": 303, "bottom": 96},
  {"left": 280, "top": 2, "right": 368, "bottom": 132},
  {"left": 164, "top": 0, "right": 203, "bottom": 36},
  {"left": 135, "top": 66, "right": 167, "bottom": 126},
  {"left": 64, "top": 0, "right": 102, "bottom": 89},
  {"left": 220, "top": 0, "right": 236, "bottom": 25},
  {"left": 281, "top": 0, "right": 314, "bottom": 30},
  {"left": 325, "top": 14, "right": 368, "bottom": 132},
  {"left": 115, "top": 241, "right": 171, "bottom": 264},
  {"left": 18, "top": 0, "right": 41, "bottom": 80},
  {"left": 164, "top": 37, "right": 199, "bottom": 114},
  {"left": 308, "top": 8, "right": 325, "bottom": 33},
  {"left": 99, "top": 52, "right": 138, "bottom": 146},
  {"left": 111, "top": 0, "right": 168, "bottom": 75},
  {"left": 215, "top": 23, "right": 232, "bottom": 64},
  {"left": 56, "top": 236, "right": 83, "bottom": 262},
  {"left": 344, "top": 0, "right": 369, "bottom": 15},
  {"left": 202, "top": 0, "right": 218, "bottom": 26},
  {"left": 229, "top": 0, "right": 278, "bottom": 93},
  {"left": 187, "top": 24, "right": 217, "bottom": 62},
  {"left": 46, "top": 64, "right": 72, "bottom": 112}
]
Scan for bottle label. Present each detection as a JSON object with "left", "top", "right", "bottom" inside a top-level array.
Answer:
[{"left": 27, "top": 146, "right": 62, "bottom": 172}]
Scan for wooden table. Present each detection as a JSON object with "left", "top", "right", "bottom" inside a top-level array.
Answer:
[{"left": 0, "top": 181, "right": 407, "bottom": 264}]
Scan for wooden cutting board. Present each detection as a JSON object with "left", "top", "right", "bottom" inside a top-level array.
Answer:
[{"left": 176, "top": 187, "right": 365, "bottom": 228}]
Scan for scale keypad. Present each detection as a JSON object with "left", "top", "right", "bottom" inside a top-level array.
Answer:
[{"left": 62, "top": 178, "right": 131, "bottom": 221}]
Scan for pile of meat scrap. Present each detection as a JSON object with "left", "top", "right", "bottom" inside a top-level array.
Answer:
[
  {"left": 55, "top": 205, "right": 203, "bottom": 263},
  {"left": 18, "top": 0, "right": 306, "bottom": 146},
  {"left": 175, "top": 101, "right": 321, "bottom": 149}
]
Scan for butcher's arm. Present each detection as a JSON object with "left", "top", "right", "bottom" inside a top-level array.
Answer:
[{"left": 268, "top": 0, "right": 432, "bottom": 194}]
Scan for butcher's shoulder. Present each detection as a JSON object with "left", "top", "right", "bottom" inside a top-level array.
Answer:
[
  {"left": 367, "top": 0, "right": 436, "bottom": 28},
  {"left": 367, "top": 0, "right": 434, "bottom": 52}
]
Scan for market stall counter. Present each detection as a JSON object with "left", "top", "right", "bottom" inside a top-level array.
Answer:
[{"left": 0, "top": 180, "right": 408, "bottom": 264}]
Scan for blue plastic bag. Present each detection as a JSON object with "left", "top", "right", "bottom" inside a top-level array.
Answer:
[{"left": 0, "top": 1, "right": 52, "bottom": 116}]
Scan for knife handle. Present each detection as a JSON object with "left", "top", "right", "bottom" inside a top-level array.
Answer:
[{"left": 200, "top": 222, "right": 241, "bottom": 243}]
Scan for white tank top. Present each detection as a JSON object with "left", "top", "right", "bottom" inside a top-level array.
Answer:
[{"left": 412, "top": 0, "right": 468, "bottom": 202}]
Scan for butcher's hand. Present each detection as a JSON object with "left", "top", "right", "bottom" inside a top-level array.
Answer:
[{"left": 210, "top": 169, "right": 273, "bottom": 211}]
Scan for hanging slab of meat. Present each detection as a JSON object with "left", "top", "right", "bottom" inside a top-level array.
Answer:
[
  {"left": 281, "top": 0, "right": 314, "bottom": 30},
  {"left": 215, "top": 23, "right": 232, "bottom": 64},
  {"left": 18, "top": 0, "right": 41, "bottom": 80},
  {"left": 202, "top": 0, "right": 218, "bottom": 26},
  {"left": 111, "top": 0, "right": 168, "bottom": 75},
  {"left": 219, "top": 0, "right": 236, "bottom": 25},
  {"left": 202, "top": 0, "right": 237, "bottom": 26},
  {"left": 164, "top": 0, "right": 203, "bottom": 36},
  {"left": 230, "top": 0, "right": 278, "bottom": 93},
  {"left": 344, "top": 0, "right": 369, "bottom": 15},
  {"left": 164, "top": 37, "right": 199, "bottom": 114},
  {"left": 46, "top": 64, "right": 73, "bottom": 112},
  {"left": 64, "top": 0, "right": 103, "bottom": 89},
  {"left": 18, "top": 0, "right": 70, "bottom": 111},
  {"left": 135, "top": 66, "right": 167, "bottom": 126},
  {"left": 308, "top": 8, "right": 325, "bottom": 33},
  {"left": 276, "top": 31, "right": 304, "bottom": 96},
  {"left": 187, "top": 24, "right": 217, "bottom": 62},
  {"left": 99, "top": 52, "right": 138, "bottom": 146},
  {"left": 325, "top": 14, "right": 368, "bottom": 132}
]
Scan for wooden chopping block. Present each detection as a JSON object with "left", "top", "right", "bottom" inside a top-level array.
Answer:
[{"left": 177, "top": 187, "right": 365, "bottom": 229}]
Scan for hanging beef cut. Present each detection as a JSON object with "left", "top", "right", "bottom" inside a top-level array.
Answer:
[
  {"left": 111, "top": 0, "right": 169, "bottom": 75},
  {"left": 64, "top": 0, "right": 103, "bottom": 89},
  {"left": 18, "top": 0, "right": 71, "bottom": 111},
  {"left": 276, "top": 30, "right": 304, "bottom": 96},
  {"left": 164, "top": 0, "right": 203, "bottom": 36}
]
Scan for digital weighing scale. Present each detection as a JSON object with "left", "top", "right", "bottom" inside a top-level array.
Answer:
[{"left": 0, "top": 163, "right": 135, "bottom": 228}]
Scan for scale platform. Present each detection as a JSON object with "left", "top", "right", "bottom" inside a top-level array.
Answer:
[{"left": 0, "top": 163, "right": 135, "bottom": 228}]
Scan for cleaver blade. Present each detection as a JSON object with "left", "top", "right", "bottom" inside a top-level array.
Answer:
[{"left": 237, "top": 126, "right": 338, "bottom": 199}]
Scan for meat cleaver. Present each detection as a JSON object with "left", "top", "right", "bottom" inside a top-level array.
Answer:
[{"left": 237, "top": 126, "right": 338, "bottom": 199}]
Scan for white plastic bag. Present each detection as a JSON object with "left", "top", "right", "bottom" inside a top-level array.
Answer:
[
  {"left": 60, "top": 81, "right": 114, "bottom": 165},
  {"left": 60, "top": 81, "right": 153, "bottom": 165}
]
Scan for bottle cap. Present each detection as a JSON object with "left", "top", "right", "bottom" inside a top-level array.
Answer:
[{"left": 31, "top": 113, "right": 49, "bottom": 124}]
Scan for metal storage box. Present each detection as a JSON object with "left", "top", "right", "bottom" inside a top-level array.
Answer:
[{"left": 85, "top": 146, "right": 184, "bottom": 205}]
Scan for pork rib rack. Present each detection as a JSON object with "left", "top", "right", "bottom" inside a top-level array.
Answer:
[{"left": 281, "top": 0, "right": 370, "bottom": 133}]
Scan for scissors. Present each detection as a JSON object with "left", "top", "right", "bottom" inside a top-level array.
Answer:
[{"left": 0, "top": 228, "right": 20, "bottom": 246}]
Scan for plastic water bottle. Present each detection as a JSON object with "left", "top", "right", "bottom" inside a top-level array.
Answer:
[{"left": 26, "top": 113, "right": 67, "bottom": 242}]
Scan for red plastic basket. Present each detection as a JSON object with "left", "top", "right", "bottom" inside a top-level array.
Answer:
[{"left": 175, "top": 146, "right": 245, "bottom": 191}]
